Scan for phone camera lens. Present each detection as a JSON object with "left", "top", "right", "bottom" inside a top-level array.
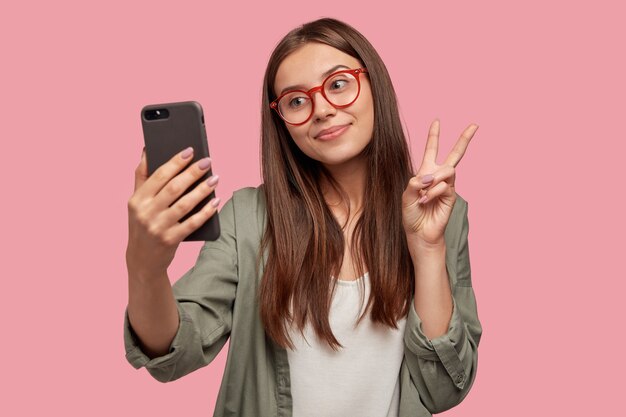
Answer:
[{"left": 144, "top": 108, "right": 169, "bottom": 121}]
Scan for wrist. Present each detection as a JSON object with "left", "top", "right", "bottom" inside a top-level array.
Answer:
[
  {"left": 407, "top": 235, "right": 446, "bottom": 260},
  {"left": 127, "top": 265, "right": 169, "bottom": 285}
]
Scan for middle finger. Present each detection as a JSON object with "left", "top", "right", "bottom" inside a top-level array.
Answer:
[
  {"left": 152, "top": 157, "right": 213, "bottom": 211},
  {"left": 158, "top": 172, "right": 219, "bottom": 229},
  {"left": 444, "top": 124, "right": 478, "bottom": 167}
]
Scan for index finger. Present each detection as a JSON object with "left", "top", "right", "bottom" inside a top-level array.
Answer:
[
  {"left": 422, "top": 119, "right": 440, "bottom": 165},
  {"left": 443, "top": 124, "right": 478, "bottom": 167},
  {"left": 134, "top": 146, "right": 195, "bottom": 198}
]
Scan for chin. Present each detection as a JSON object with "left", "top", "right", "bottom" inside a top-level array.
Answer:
[{"left": 319, "top": 150, "right": 368, "bottom": 167}]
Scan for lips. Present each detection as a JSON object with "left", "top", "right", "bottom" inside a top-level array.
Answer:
[{"left": 315, "top": 124, "right": 350, "bottom": 139}]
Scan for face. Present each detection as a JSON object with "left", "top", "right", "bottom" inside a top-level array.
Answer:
[{"left": 273, "top": 42, "right": 374, "bottom": 168}]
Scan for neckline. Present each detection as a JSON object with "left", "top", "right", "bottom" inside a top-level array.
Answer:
[{"left": 335, "top": 271, "right": 369, "bottom": 286}]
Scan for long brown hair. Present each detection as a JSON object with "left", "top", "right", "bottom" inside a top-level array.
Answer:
[{"left": 256, "top": 17, "right": 416, "bottom": 351}]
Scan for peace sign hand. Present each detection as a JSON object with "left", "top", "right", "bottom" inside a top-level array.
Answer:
[{"left": 402, "top": 120, "right": 478, "bottom": 247}]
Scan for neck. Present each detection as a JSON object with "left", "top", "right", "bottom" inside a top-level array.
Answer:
[{"left": 320, "top": 153, "right": 367, "bottom": 216}]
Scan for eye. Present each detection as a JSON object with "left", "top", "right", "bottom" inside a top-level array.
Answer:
[
  {"left": 288, "top": 96, "right": 308, "bottom": 108},
  {"left": 329, "top": 79, "right": 348, "bottom": 90}
]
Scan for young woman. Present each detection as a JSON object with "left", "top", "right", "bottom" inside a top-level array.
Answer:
[{"left": 124, "top": 17, "right": 482, "bottom": 417}]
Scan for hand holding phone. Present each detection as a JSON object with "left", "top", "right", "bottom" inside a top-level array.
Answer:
[
  {"left": 126, "top": 146, "right": 221, "bottom": 278},
  {"left": 125, "top": 101, "right": 221, "bottom": 279},
  {"left": 140, "top": 101, "right": 220, "bottom": 242}
]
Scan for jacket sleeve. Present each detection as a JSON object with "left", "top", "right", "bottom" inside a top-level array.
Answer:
[
  {"left": 123, "top": 194, "right": 239, "bottom": 383},
  {"left": 403, "top": 197, "right": 483, "bottom": 414}
]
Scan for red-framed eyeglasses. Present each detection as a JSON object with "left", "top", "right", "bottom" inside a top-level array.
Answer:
[{"left": 270, "top": 67, "right": 369, "bottom": 126}]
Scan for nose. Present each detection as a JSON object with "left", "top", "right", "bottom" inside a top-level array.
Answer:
[{"left": 311, "top": 89, "right": 336, "bottom": 121}]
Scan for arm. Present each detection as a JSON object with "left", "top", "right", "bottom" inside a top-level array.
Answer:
[
  {"left": 403, "top": 197, "right": 483, "bottom": 414},
  {"left": 126, "top": 269, "right": 180, "bottom": 360},
  {"left": 123, "top": 195, "right": 239, "bottom": 383},
  {"left": 411, "top": 241, "right": 453, "bottom": 341}
]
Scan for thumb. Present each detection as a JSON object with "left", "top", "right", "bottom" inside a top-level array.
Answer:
[{"left": 134, "top": 146, "right": 148, "bottom": 192}]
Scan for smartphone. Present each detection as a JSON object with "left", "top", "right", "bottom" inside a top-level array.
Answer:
[{"left": 140, "top": 101, "right": 220, "bottom": 241}]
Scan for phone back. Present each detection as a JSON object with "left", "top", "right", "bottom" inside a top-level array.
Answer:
[{"left": 141, "top": 101, "right": 220, "bottom": 241}]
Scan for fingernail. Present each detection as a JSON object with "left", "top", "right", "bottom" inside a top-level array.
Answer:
[
  {"left": 210, "top": 197, "right": 221, "bottom": 207},
  {"left": 181, "top": 147, "right": 193, "bottom": 159},
  {"left": 206, "top": 175, "right": 219, "bottom": 186},
  {"left": 422, "top": 174, "right": 434, "bottom": 183},
  {"left": 418, "top": 195, "right": 428, "bottom": 204},
  {"left": 198, "top": 157, "right": 211, "bottom": 170}
]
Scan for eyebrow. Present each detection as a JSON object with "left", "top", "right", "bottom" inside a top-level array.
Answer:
[{"left": 278, "top": 64, "right": 351, "bottom": 96}]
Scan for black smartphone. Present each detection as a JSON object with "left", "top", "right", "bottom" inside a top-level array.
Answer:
[{"left": 140, "top": 101, "right": 220, "bottom": 241}]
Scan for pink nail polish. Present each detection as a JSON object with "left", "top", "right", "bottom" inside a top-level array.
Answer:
[
  {"left": 206, "top": 175, "right": 219, "bottom": 186},
  {"left": 198, "top": 157, "right": 211, "bottom": 170},
  {"left": 181, "top": 147, "right": 193, "bottom": 159}
]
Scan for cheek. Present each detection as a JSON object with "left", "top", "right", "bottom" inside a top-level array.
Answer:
[
  {"left": 357, "top": 99, "right": 375, "bottom": 133},
  {"left": 365, "top": 93, "right": 375, "bottom": 121},
  {"left": 285, "top": 127, "right": 311, "bottom": 150},
  {"left": 354, "top": 89, "right": 374, "bottom": 121}
]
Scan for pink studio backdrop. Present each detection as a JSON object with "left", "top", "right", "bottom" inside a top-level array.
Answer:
[{"left": 1, "top": 0, "right": 623, "bottom": 415}]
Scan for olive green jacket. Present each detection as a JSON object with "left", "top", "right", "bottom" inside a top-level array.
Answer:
[{"left": 123, "top": 185, "right": 482, "bottom": 416}]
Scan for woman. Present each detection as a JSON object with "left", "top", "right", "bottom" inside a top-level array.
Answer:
[{"left": 124, "top": 17, "right": 482, "bottom": 417}]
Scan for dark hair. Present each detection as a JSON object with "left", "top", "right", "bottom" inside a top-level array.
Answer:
[{"left": 256, "top": 17, "right": 416, "bottom": 351}]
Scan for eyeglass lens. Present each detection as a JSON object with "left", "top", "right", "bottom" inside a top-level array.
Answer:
[{"left": 277, "top": 72, "right": 360, "bottom": 124}]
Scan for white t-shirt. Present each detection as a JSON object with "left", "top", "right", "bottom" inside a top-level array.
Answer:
[{"left": 286, "top": 272, "right": 408, "bottom": 417}]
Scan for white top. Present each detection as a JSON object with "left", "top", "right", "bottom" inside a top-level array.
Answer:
[{"left": 286, "top": 272, "right": 408, "bottom": 417}]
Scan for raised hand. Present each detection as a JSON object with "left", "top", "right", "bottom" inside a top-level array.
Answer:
[
  {"left": 402, "top": 120, "right": 478, "bottom": 247},
  {"left": 126, "top": 147, "right": 221, "bottom": 279}
]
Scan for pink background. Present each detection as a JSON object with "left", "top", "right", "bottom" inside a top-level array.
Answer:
[{"left": 2, "top": 0, "right": 623, "bottom": 415}]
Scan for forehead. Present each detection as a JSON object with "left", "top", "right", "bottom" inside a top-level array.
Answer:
[{"left": 274, "top": 42, "right": 361, "bottom": 94}]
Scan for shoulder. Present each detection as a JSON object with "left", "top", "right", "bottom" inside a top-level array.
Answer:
[
  {"left": 231, "top": 184, "right": 266, "bottom": 213},
  {"left": 227, "top": 184, "right": 267, "bottom": 238},
  {"left": 232, "top": 183, "right": 265, "bottom": 203}
]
